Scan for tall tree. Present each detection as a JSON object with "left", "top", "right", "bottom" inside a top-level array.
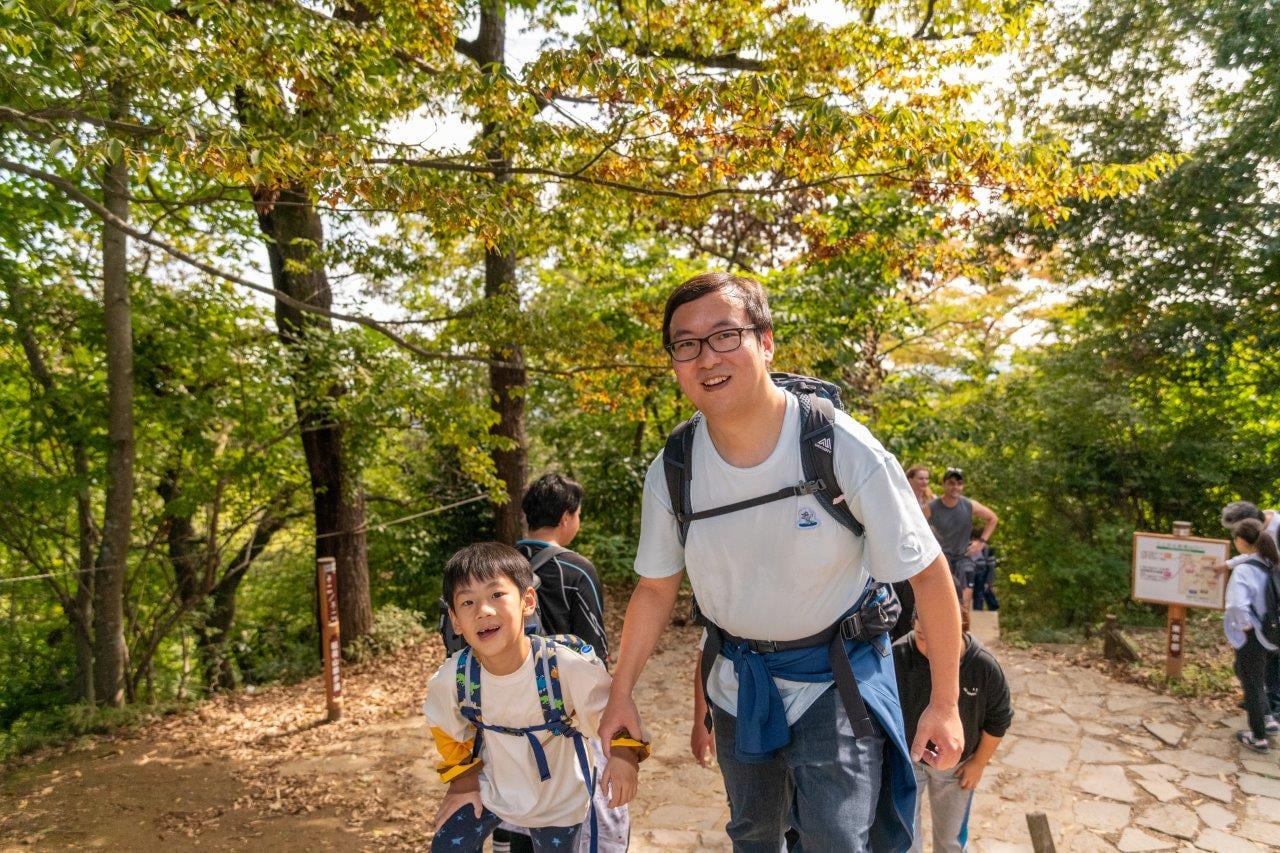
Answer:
[{"left": 92, "top": 78, "right": 134, "bottom": 707}]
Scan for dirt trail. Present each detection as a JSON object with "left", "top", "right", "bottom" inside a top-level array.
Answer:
[{"left": 3, "top": 620, "right": 1280, "bottom": 851}]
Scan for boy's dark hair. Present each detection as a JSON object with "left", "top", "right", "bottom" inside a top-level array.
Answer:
[
  {"left": 443, "top": 542, "right": 535, "bottom": 610},
  {"left": 661, "top": 271, "right": 773, "bottom": 348},
  {"left": 522, "top": 472, "right": 583, "bottom": 531},
  {"left": 943, "top": 467, "right": 964, "bottom": 483},
  {"left": 1222, "top": 500, "right": 1265, "bottom": 529}
]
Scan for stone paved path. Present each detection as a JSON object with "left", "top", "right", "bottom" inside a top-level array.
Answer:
[
  {"left": 5, "top": 619, "right": 1279, "bottom": 850},
  {"left": 626, "top": 621, "right": 1280, "bottom": 852}
]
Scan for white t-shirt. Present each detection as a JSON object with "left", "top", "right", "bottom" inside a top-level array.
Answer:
[
  {"left": 635, "top": 393, "right": 940, "bottom": 721},
  {"left": 424, "top": 644, "right": 611, "bottom": 827}
]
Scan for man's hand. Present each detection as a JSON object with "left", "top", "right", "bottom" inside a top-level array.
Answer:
[
  {"left": 911, "top": 701, "right": 964, "bottom": 770},
  {"left": 965, "top": 539, "right": 984, "bottom": 559},
  {"left": 690, "top": 717, "right": 715, "bottom": 766},
  {"left": 599, "top": 690, "right": 643, "bottom": 759},
  {"left": 602, "top": 751, "right": 640, "bottom": 807},
  {"left": 433, "top": 786, "right": 483, "bottom": 829},
  {"left": 955, "top": 758, "right": 987, "bottom": 790}
]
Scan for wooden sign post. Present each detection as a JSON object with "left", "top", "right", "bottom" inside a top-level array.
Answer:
[
  {"left": 317, "top": 557, "right": 343, "bottom": 722},
  {"left": 1131, "top": 522, "right": 1228, "bottom": 681},
  {"left": 1166, "top": 522, "right": 1191, "bottom": 678}
]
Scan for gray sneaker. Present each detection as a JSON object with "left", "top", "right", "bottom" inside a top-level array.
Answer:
[
  {"left": 1238, "top": 730, "right": 1270, "bottom": 753},
  {"left": 1266, "top": 715, "right": 1280, "bottom": 736}
]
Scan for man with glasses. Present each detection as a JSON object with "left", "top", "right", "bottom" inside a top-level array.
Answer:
[
  {"left": 927, "top": 468, "right": 999, "bottom": 624},
  {"left": 599, "top": 272, "right": 964, "bottom": 851}
]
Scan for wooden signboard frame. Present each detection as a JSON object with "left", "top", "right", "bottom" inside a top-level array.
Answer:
[
  {"left": 1131, "top": 524, "right": 1230, "bottom": 679},
  {"left": 1131, "top": 532, "right": 1229, "bottom": 610}
]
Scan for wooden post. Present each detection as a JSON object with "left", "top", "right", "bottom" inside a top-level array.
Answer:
[
  {"left": 1165, "top": 521, "right": 1192, "bottom": 679},
  {"left": 318, "top": 557, "right": 343, "bottom": 722},
  {"left": 1026, "top": 811, "right": 1057, "bottom": 853}
]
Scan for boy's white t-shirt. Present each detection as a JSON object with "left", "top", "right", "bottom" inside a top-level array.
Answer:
[
  {"left": 634, "top": 392, "right": 940, "bottom": 721},
  {"left": 424, "top": 644, "right": 611, "bottom": 828}
]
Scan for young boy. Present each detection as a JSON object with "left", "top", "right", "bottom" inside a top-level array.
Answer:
[
  {"left": 893, "top": 612, "right": 1013, "bottom": 853},
  {"left": 425, "top": 543, "right": 644, "bottom": 852}
]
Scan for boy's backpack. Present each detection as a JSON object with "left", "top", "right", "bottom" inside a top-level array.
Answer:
[
  {"left": 456, "top": 633, "right": 601, "bottom": 850},
  {"left": 1241, "top": 557, "right": 1280, "bottom": 647},
  {"left": 438, "top": 545, "right": 567, "bottom": 655},
  {"left": 662, "top": 372, "right": 863, "bottom": 543}
]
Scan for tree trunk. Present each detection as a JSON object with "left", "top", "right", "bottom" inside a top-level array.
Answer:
[
  {"left": 253, "top": 184, "right": 372, "bottom": 647},
  {"left": 474, "top": 0, "right": 528, "bottom": 544},
  {"left": 93, "top": 78, "right": 134, "bottom": 708},
  {"left": 73, "top": 447, "right": 96, "bottom": 704},
  {"left": 197, "top": 504, "right": 288, "bottom": 692}
]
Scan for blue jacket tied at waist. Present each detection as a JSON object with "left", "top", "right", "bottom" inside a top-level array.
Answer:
[{"left": 714, "top": 603, "right": 917, "bottom": 852}]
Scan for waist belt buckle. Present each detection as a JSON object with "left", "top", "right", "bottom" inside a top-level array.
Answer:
[
  {"left": 751, "top": 639, "right": 780, "bottom": 654},
  {"left": 840, "top": 613, "right": 864, "bottom": 642}
]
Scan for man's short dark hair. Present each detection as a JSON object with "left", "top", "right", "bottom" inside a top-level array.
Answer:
[
  {"left": 522, "top": 472, "right": 583, "bottom": 530},
  {"left": 943, "top": 467, "right": 965, "bottom": 483},
  {"left": 661, "top": 272, "right": 773, "bottom": 348},
  {"left": 443, "top": 542, "right": 534, "bottom": 609},
  {"left": 1222, "top": 500, "right": 1265, "bottom": 529}
]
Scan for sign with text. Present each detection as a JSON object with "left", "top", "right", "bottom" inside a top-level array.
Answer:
[{"left": 1132, "top": 532, "right": 1229, "bottom": 610}]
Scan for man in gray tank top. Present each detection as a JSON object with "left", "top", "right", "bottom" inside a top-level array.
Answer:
[{"left": 926, "top": 468, "right": 999, "bottom": 619}]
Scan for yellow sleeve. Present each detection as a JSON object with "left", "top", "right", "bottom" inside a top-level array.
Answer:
[
  {"left": 609, "top": 734, "right": 652, "bottom": 762},
  {"left": 424, "top": 655, "right": 483, "bottom": 783},
  {"left": 431, "top": 726, "right": 483, "bottom": 782}
]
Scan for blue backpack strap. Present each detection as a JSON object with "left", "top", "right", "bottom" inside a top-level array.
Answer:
[
  {"left": 538, "top": 636, "right": 600, "bottom": 853},
  {"left": 455, "top": 649, "right": 485, "bottom": 764}
]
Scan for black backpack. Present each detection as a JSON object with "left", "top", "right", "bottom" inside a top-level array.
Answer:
[
  {"left": 1242, "top": 557, "right": 1280, "bottom": 647},
  {"left": 662, "top": 372, "right": 864, "bottom": 542},
  {"left": 438, "top": 545, "right": 567, "bottom": 655}
]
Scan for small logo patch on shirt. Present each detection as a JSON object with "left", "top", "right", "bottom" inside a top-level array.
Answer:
[
  {"left": 797, "top": 508, "right": 820, "bottom": 529},
  {"left": 899, "top": 532, "right": 923, "bottom": 561},
  {"left": 963, "top": 687, "right": 979, "bottom": 697}
]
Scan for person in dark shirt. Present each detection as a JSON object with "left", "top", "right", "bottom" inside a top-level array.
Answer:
[
  {"left": 516, "top": 472, "right": 610, "bottom": 662},
  {"left": 893, "top": 612, "right": 1013, "bottom": 853}
]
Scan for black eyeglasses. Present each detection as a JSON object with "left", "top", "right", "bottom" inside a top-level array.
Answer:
[{"left": 665, "top": 326, "right": 758, "bottom": 362}]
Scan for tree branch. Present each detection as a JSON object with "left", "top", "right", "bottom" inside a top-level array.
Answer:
[
  {"left": 376, "top": 155, "right": 903, "bottom": 200},
  {"left": 2, "top": 158, "right": 668, "bottom": 378}
]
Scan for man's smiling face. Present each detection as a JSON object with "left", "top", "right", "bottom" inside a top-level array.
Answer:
[{"left": 667, "top": 288, "right": 774, "bottom": 418}]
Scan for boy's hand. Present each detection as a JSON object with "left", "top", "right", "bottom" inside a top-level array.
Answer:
[
  {"left": 690, "top": 718, "right": 715, "bottom": 766},
  {"left": 955, "top": 759, "right": 987, "bottom": 790},
  {"left": 434, "top": 772, "right": 483, "bottom": 829},
  {"left": 602, "top": 750, "right": 639, "bottom": 808}
]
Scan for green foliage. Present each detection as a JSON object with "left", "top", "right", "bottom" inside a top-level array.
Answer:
[{"left": 345, "top": 604, "right": 431, "bottom": 664}]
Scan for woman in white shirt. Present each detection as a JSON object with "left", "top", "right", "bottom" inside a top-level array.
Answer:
[{"left": 1223, "top": 518, "right": 1280, "bottom": 753}]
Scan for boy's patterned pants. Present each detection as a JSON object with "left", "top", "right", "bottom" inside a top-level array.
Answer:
[{"left": 431, "top": 804, "right": 580, "bottom": 853}]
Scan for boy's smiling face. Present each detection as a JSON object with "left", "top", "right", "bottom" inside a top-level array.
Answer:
[{"left": 449, "top": 573, "right": 537, "bottom": 668}]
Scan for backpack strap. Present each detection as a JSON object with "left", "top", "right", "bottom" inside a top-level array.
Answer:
[
  {"left": 528, "top": 543, "right": 568, "bottom": 572},
  {"left": 661, "top": 393, "right": 866, "bottom": 544},
  {"left": 798, "top": 393, "right": 864, "bottom": 537},
  {"left": 662, "top": 414, "right": 700, "bottom": 546}
]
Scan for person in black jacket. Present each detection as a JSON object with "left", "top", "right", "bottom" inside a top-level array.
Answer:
[
  {"left": 516, "top": 473, "right": 610, "bottom": 662},
  {"left": 893, "top": 612, "right": 1013, "bottom": 853}
]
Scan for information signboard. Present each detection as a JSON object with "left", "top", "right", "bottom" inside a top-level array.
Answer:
[{"left": 1132, "top": 532, "right": 1229, "bottom": 610}]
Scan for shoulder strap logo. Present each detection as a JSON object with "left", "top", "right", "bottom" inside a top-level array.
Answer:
[{"left": 815, "top": 436, "right": 833, "bottom": 453}]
